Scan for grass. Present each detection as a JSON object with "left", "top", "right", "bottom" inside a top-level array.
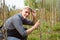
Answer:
[
  {"left": 27, "top": 22, "right": 60, "bottom": 40},
  {"left": 53, "top": 22, "right": 60, "bottom": 31},
  {"left": 28, "top": 30, "right": 40, "bottom": 40}
]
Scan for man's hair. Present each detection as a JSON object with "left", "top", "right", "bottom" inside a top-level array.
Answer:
[{"left": 23, "top": 6, "right": 33, "bottom": 12}]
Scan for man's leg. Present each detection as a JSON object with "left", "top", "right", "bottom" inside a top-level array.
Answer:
[{"left": 7, "top": 37, "right": 20, "bottom": 40}]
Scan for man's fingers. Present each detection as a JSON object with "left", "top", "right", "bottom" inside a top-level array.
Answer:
[{"left": 37, "top": 20, "right": 40, "bottom": 23}]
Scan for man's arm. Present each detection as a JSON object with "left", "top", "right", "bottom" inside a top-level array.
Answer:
[
  {"left": 32, "top": 16, "right": 36, "bottom": 24},
  {"left": 22, "top": 19, "right": 34, "bottom": 25},
  {"left": 12, "top": 16, "right": 40, "bottom": 37},
  {"left": 26, "top": 20, "right": 40, "bottom": 35},
  {"left": 31, "top": 10, "right": 36, "bottom": 24}
]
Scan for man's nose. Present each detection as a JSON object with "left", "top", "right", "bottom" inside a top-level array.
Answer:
[{"left": 26, "top": 13, "right": 29, "bottom": 16}]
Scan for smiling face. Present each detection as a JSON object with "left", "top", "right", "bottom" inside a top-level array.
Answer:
[{"left": 21, "top": 8, "right": 31, "bottom": 18}]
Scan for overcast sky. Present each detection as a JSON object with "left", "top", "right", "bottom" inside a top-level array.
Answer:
[{"left": 5, "top": 0, "right": 25, "bottom": 9}]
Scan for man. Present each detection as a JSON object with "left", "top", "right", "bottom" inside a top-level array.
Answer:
[{"left": 2, "top": 6, "right": 40, "bottom": 40}]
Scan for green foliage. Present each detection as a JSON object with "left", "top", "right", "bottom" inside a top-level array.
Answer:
[
  {"left": 27, "top": 22, "right": 60, "bottom": 40},
  {"left": 28, "top": 30, "right": 40, "bottom": 40},
  {"left": 41, "top": 33, "right": 60, "bottom": 40},
  {"left": 53, "top": 22, "right": 60, "bottom": 31},
  {"left": 48, "top": 33, "right": 60, "bottom": 40},
  {"left": 24, "top": 0, "right": 39, "bottom": 9}
]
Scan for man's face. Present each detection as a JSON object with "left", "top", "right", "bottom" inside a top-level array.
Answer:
[{"left": 22, "top": 8, "right": 30, "bottom": 18}]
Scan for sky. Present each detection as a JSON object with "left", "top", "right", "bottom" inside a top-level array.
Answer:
[{"left": 5, "top": 0, "right": 25, "bottom": 9}]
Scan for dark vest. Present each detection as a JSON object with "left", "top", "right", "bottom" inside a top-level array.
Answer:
[{"left": 7, "top": 28, "right": 27, "bottom": 40}]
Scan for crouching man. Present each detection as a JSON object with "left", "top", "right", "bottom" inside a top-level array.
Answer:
[{"left": 2, "top": 6, "right": 40, "bottom": 40}]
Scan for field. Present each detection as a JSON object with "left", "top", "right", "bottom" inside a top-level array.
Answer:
[{"left": 27, "top": 22, "right": 60, "bottom": 40}]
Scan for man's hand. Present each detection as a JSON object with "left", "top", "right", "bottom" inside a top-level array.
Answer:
[
  {"left": 31, "top": 10, "right": 36, "bottom": 17},
  {"left": 33, "top": 20, "right": 40, "bottom": 29}
]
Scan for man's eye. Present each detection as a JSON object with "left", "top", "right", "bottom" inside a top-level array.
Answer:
[
  {"left": 25, "top": 11, "right": 30, "bottom": 14},
  {"left": 25, "top": 11, "right": 28, "bottom": 13}
]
